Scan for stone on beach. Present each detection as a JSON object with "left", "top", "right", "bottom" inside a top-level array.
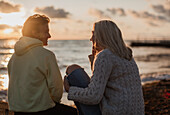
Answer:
[{"left": 0, "top": 73, "right": 169, "bottom": 114}]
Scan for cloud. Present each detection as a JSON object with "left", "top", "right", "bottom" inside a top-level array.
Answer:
[
  {"left": 145, "top": 0, "right": 170, "bottom": 17},
  {"left": 151, "top": 5, "right": 165, "bottom": 13},
  {"left": 0, "top": 1, "right": 21, "bottom": 13},
  {"left": 145, "top": 0, "right": 168, "bottom": 3},
  {"left": 34, "top": 6, "right": 70, "bottom": 18},
  {"left": 107, "top": 8, "right": 126, "bottom": 16},
  {"left": 147, "top": 22, "right": 159, "bottom": 27},
  {"left": 0, "top": 24, "right": 22, "bottom": 33},
  {"left": 163, "top": 1, "right": 170, "bottom": 10},
  {"left": 151, "top": 4, "right": 170, "bottom": 17},
  {"left": 128, "top": 10, "right": 170, "bottom": 27},
  {"left": 0, "top": 24, "right": 10, "bottom": 30},
  {"left": 88, "top": 8, "right": 110, "bottom": 18},
  {"left": 128, "top": 10, "right": 139, "bottom": 17},
  {"left": 13, "top": 25, "right": 22, "bottom": 33},
  {"left": 128, "top": 10, "right": 169, "bottom": 23},
  {"left": 76, "top": 20, "right": 84, "bottom": 23}
]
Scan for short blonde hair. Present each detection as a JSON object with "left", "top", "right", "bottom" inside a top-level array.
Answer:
[
  {"left": 22, "top": 14, "right": 50, "bottom": 37},
  {"left": 94, "top": 20, "right": 132, "bottom": 60}
]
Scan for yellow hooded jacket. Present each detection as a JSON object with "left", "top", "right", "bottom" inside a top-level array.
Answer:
[{"left": 7, "top": 36, "right": 63, "bottom": 112}]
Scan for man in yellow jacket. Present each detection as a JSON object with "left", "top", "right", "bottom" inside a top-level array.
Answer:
[{"left": 7, "top": 14, "right": 77, "bottom": 115}]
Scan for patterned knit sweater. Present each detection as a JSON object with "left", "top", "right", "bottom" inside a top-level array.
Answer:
[{"left": 68, "top": 49, "right": 145, "bottom": 115}]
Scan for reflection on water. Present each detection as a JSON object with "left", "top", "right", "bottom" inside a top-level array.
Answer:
[
  {"left": 9, "top": 49, "right": 14, "bottom": 54},
  {"left": 7, "top": 40, "right": 16, "bottom": 47},
  {"left": 0, "top": 55, "right": 11, "bottom": 69},
  {"left": 0, "top": 74, "right": 8, "bottom": 90},
  {"left": 0, "top": 39, "right": 170, "bottom": 91},
  {"left": 0, "top": 39, "right": 16, "bottom": 71},
  {"left": 0, "top": 49, "right": 14, "bottom": 54},
  {"left": 0, "top": 39, "right": 17, "bottom": 92},
  {"left": 0, "top": 39, "right": 170, "bottom": 104},
  {"left": 0, "top": 39, "right": 16, "bottom": 49}
]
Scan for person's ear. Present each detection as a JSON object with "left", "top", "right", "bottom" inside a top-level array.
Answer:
[
  {"left": 31, "top": 30, "right": 37, "bottom": 37},
  {"left": 32, "top": 30, "right": 41, "bottom": 39}
]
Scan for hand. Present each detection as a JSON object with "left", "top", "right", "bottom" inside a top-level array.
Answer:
[{"left": 64, "top": 75, "right": 70, "bottom": 92}]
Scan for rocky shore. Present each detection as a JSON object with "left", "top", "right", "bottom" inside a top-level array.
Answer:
[
  {"left": 143, "top": 79, "right": 169, "bottom": 115},
  {"left": 0, "top": 73, "right": 169, "bottom": 114}
]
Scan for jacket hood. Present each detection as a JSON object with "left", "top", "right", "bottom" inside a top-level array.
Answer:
[{"left": 14, "top": 36, "right": 43, "bottom": 56}]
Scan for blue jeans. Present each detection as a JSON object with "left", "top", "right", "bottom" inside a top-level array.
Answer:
[{"left": 67, "top": 68, "right": 101, "bottom": 115}]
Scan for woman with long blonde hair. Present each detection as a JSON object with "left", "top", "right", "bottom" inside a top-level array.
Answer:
[{"left": 64, "top": 20, "right": 144, "bottom": 115}]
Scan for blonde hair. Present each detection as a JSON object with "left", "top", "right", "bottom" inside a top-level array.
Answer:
[
  {"left": 94, "top": 20, "right": 132, "bottom": 60},
  {"left": 22, "top": 14, "right": 50, "bottom": 37}
]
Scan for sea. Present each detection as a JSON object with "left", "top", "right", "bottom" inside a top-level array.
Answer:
[{"left": 0, "top": 39, "right": 170, "bottom": 105}]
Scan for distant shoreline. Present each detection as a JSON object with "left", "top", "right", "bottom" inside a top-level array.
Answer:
[{"left": 129, "top": 40, "right": 170, "bottom": 48}]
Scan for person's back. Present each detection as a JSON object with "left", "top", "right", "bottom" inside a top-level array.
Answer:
[
  {"left": 65, "top": 20, "right": 144, "bottom": 115},
  {"left": 7, "top": 14, "right": 64, "bottom": 114},
  {"left": 8, "top": 37, "right": 63, "bottom": 112},
  {"left": 98, "top": 49, "right": 144, "bottom": 115},
  {"left": 66, "top": 48, "right": 144, "bottom": 115}
]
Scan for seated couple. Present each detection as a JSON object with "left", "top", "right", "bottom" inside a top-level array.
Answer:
[{"left": 7, "top": 14, "right": 145, "bottom": 115}]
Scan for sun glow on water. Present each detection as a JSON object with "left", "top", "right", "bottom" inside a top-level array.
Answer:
[
  {"left": 7, "top": 40, "right": 17, "bottom": 47},
  {"left": 3, "top": 29, "right": 13, "bottom": 34},
  {"left": 0, "top": 74, "right": 9, "bottom": 90},
  {"left": 9, "top": 49, "right": 14, "bottom": 54}
]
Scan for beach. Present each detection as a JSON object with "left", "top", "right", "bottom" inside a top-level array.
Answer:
[
  {"left": 60, "top": 72, "right": 170, "bottom": 115},
  {"left": 142, "top": 72, "right": 170, "bottom": 115},
  {"left": 0, "top": 39, "right": 170, "bottom": 114},
  {"left": 0, "top": 72, "right": 169, "bottom": 114},
  {"left": 143, "top": 79, "right": 169, "bottom": 115}
]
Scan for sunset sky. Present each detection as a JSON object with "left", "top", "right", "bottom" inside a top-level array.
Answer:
[{"left": 0, "top": 0, "right": 170, "bottom": 40}]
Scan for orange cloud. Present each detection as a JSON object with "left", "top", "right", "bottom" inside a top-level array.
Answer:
[
  {"left": 0, "top": 1, "right": 21, "bottom": 13},
  {"left": 88, "top": 8, "right": 110, "bottom": 19},
  {"left": 34, "top": 6, "right": 70, "bottom": 18},
  {"left": 107, "top": 8, "right": 126, "bottom": 16},
  {"left": 151, "top": 4, "right": 170, "bottom": 17},
  {"left": 128, "top": 10, "right": 169, "bottom": 27},
  {"left": 0, "top": 24, "right": 22, "bottom": 33},
  {"left": 0, "top": 24, "right": 10, "bottom": 30}
]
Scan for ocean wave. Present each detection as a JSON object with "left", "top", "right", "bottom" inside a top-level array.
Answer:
[
  {"left": 59, "top": 65, "right": 68, "bottom": 70},
  {"left": 0, "top": 90, "right": 7, "bottom": 95},
  {"left": 0, "top": 46, "right": 13, "bottom": 49},
  {"left": 0, "top": 53, "right": 13, "bottom": 55},
  {"left": 0, "top": 90, "right": 7, "bottom": 102},
  {"left": 141, "top": 71, "right": 170, "bottom": 84},
  {"left": 0, "top": 67, "right": 7, "bottom": 71},
  {"left": 159, "top": 65, "right": 170, "bottom": 68},
  {"left": 135, "top": 53, "right": 170, "bottom": 62}
]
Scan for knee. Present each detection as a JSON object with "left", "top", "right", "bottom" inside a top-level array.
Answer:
[{"left": 66, "top": 64, "right": 82, "bottom": 75}]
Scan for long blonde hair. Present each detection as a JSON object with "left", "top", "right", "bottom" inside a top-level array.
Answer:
[{"left": 94, "top": 20, "right": 132, "bottom": 60}]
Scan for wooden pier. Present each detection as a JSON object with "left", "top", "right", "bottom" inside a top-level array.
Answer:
[{"left": 130, "top": 40, "right": 170, "bottom": 48}]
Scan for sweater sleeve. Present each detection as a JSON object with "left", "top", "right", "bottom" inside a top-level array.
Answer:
[
  {"left": 68, "top": 51, "right": 112, "bottom": 105},
  {"left": 47, "top": 53, "right": 63, "bottom": 103}
]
